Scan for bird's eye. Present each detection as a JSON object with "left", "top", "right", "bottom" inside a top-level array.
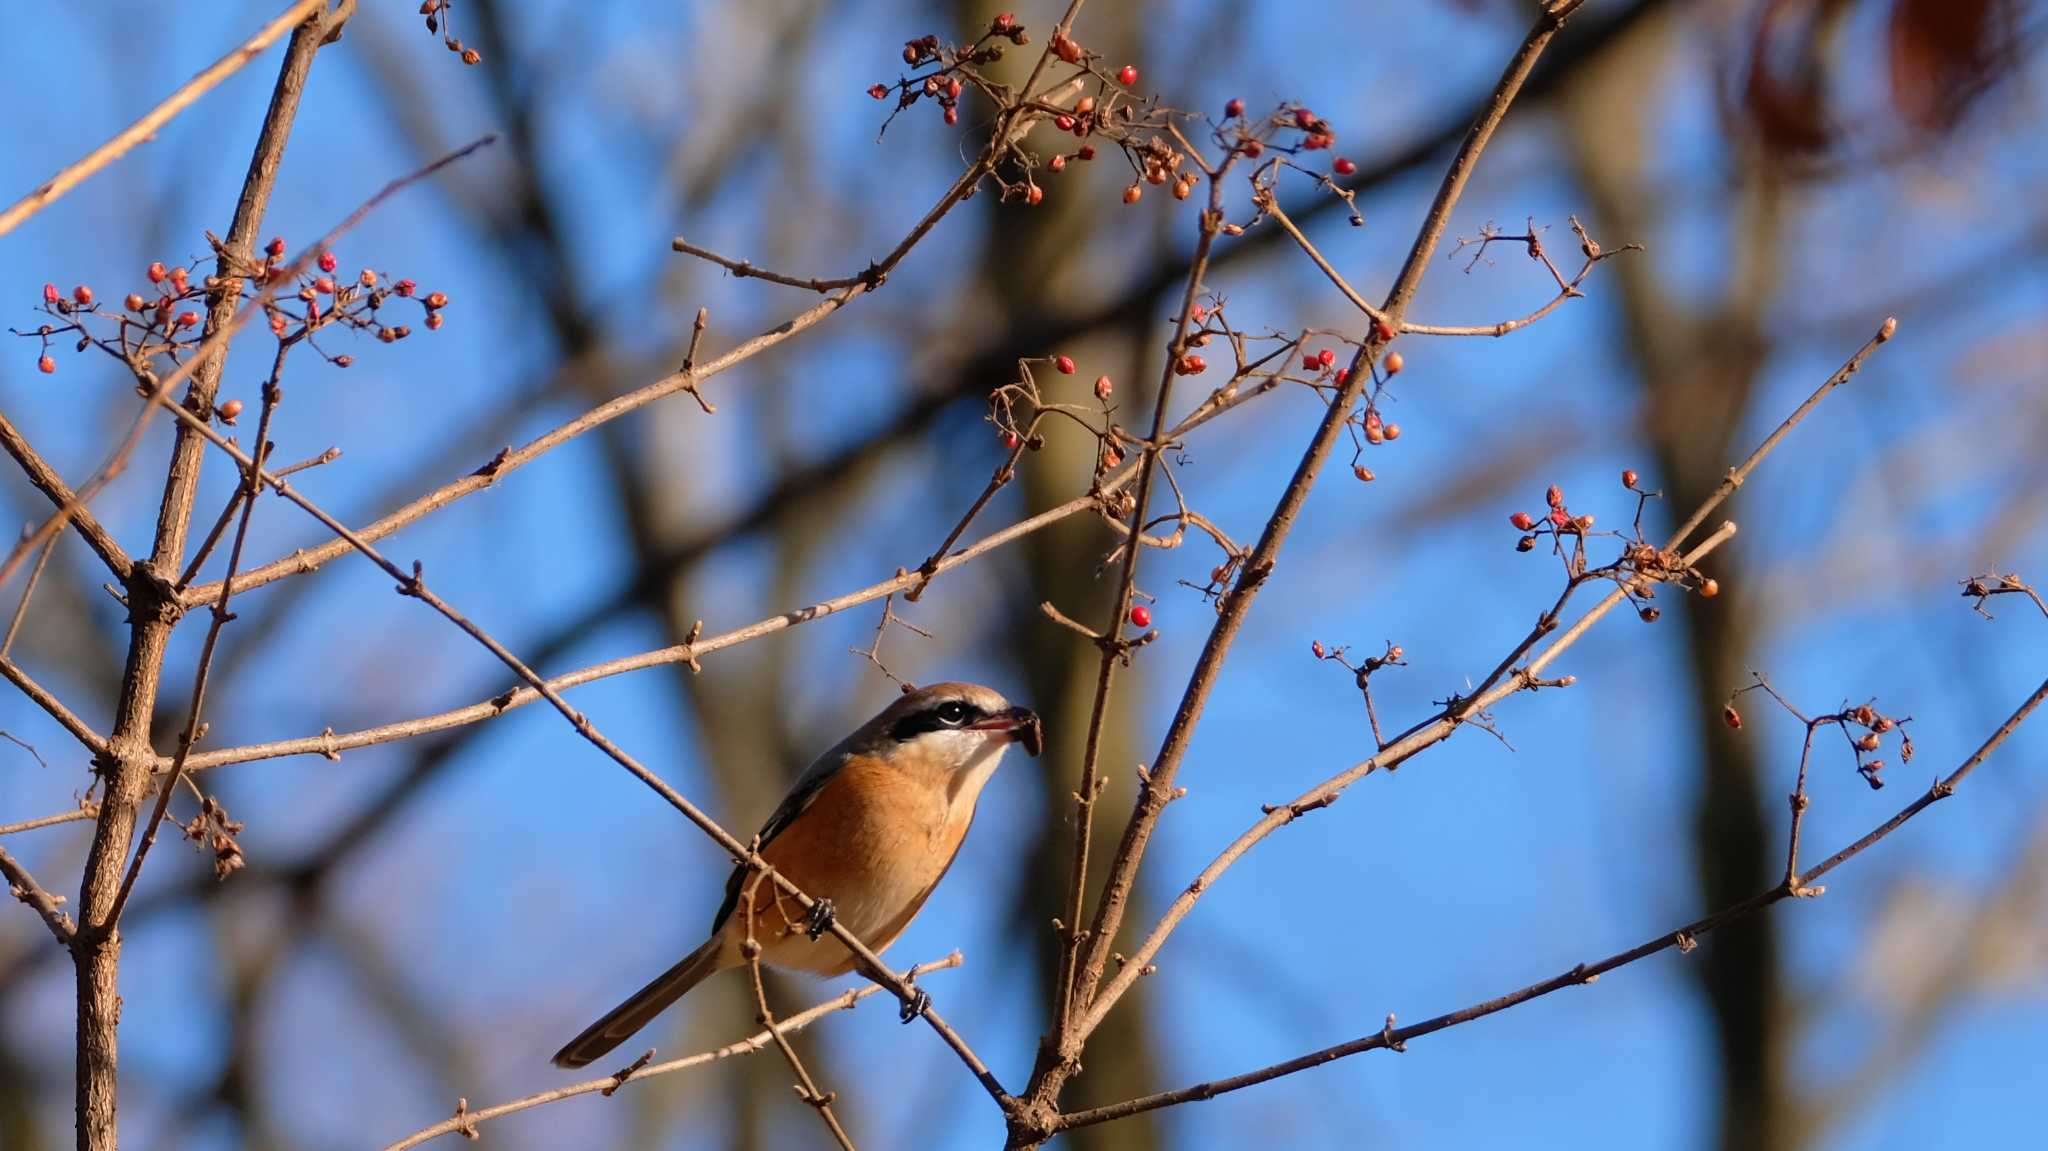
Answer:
[{"left": 934, "top": 701, "right": 972, "bottom": 726}]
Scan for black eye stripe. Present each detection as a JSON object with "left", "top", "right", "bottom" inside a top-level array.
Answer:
[{"left": 889, "top": 700, "right": 985, "bottom": 741}]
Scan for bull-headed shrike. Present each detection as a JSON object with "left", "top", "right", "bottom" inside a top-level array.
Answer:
[{"left": 553, "top": 681, "right": 1042, "bottom": 1068}]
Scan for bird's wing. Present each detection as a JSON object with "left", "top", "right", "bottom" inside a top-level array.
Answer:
[{"left": 709, "top": 742, "right": 852, "bottom": 933}]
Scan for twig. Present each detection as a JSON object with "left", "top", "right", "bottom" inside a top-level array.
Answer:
[
  {"left": 102, "top": 364, "right": 281, "bottom": 933},
  {"left": 374, "top": 953, "right": 963, "bottom": 1151},
  {"left": 1077, "top": 520, "right": 1739, "bottom": 1037},
  {"left": 172, "top": 365, "right": 1298, "bottom": 774},
  {"left": 0, "top": 842, "right": 76, "bottom": 945},
  {"left": 1664, "top": 317, "right": 1896, "bottom": 552},
  {"left": 0, "top": 656, "right": 111, "bottom": 755},
  {"left": 744, "top": 938, "right": 858, "bottom": 1151},
  {"left": 0, "top": 804, "right": 99, "bottom": 838},
  {"left": 1021, "top": 8, "right": 1598, "bottom": 1131},
  {"left": 1, "top": 530, "right": 58, "bottom": 657},
  {"left": 1053, "top": 672, "right": 2048, "bottom": 1133},
  {"left": 0, "top": 0, "right": 328, "bottom": 238},
  {"left": 183, "top": 78, "right": 1071, "bottom": 610},
  {"left": 0, "top": 411, "right": 133, "bottom": 581}
]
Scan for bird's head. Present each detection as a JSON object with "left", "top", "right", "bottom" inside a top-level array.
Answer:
[{"left": 853, "top": 682, "right": 1042, "bottom": 786}]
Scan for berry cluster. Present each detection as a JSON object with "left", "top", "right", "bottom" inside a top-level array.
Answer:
[
  {"left": 18, "top": 239, "right": 448, "bottom": 386},
  {"left": 1725, "top": 688, "right": 1915, "bottom": 791},
  {"left": 867, "top": 16, "right": 1032, "bottom": 130},
  {"left": 1505, "top": 470, "right": 1722, "bottom": 621},
  {"left": 417, "top": 0, "right": 483, "bottom": 66}
]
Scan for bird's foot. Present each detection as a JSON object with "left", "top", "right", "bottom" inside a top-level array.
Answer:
[
  {"left": 802, "top": 898, "right": 836, "bottom": 941},
  {"left": 898, "top": 984, "right": 931, "bottom": 1024}
]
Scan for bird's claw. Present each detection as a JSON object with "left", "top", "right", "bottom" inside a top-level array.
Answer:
[
  {"left": 802, "top": 898, "right": 836, "bottom": 941},
  {"left": 898, "top": 985, "right": 931, "bottom": 1024}
]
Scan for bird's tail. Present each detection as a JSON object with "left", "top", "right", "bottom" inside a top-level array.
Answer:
[{"left": 552, "top": 937, "right": 725, "bottom": 1068}]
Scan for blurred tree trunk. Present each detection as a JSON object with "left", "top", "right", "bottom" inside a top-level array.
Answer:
[
  {"left": 952, "top": 3, "right": 1165, "bottom": 1146},
  {"left": 1557, "top": 12, "right": 1795, "bottom": 1151}
]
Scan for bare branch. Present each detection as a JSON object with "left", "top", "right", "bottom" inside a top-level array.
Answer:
[
  {"left": 0, "top": 0, "right": 329, "bottom": 238},
  {"left": 0, "top": 842, "right": 76, "bottom": 946},
  {"left": 1056, "top": 673, "right": 2048, "bottom": 1133},
  {"left": 376, "top": 953, "right": 963, "bottom": 1151}
]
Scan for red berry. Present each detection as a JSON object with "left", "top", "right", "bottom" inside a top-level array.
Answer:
[
  {"left": 1240, "top": 139, "right": 1262, "bottom": 158},
  {"left": 147, "top": 263, "right": 167, "bottom": 284},
  {"left": 1303, "top": 131, "right": 1332, "bottom": 150},
  {"left": 1621, "top": 468, "right": 1639, "bottom": 489},
  {"left": 1056, "top": 114, "right": 1075, "bottom": 131},
  {"left": 424, "top": 291, "right": 448, "bottom": 309},
  {"left": 1004, "top": 432, "right": 1021, "bottom": 450},
  {"left": 1224, "top": 98, "right": 1244, "bottom": 118},
  {"left": 335, "top": 355, "right": 353, "bottom": 368},
  {"left": 1129, "top": 604, "right": 1151, "bottom": 628},
  {"left": 1353, "top": 465, "right": 1375, "bottom": 482},
  {"left": 868, "top": 84, "right": 889, "bottom": 100},
  {"left": 1383, "top": 423, "right": 1402, "bottom": 441},
  {"left": 1303, "top": 354, "right": 1319, "bottom": 371},
  {"left": 1123, "top": 183, "right": 1142, "bottom": 204},
  {"left": 1189, "top": 303, "right": 1206, "bottom": 322},
  {"left": 993, "top": 13, "right": 1014, "bottom": 32},
  {"left": 1384, "top": 351, "right": 1403, "bottom": 375},
  {"left": 1699, "top": 578, "right": 1720, "bottom": 598},
  {"left": 313, "top": 276, "right": 336, "bottom": 295},
  {"left": 425, "top": 312, "right": 444, "bottom": 331},
  {"left": 394, "top": 279, "right": 417, "bottom": 297},
  {"left": 1177, "top": 353, "right": 1206, "bottom": 375},
  {"left": 1545, "top": 484, "right": 1565, "bottom": 510},
  {"left": 1077, "top": 144, "right": 1096, "bottom": 161},
  {"left": 1510, "top": 511, "right": 1536, "bottom": 531},
  {"left": 1117, "top": 64, "right": 1138, "bottom": 86},
  {"left": 174, "top": 311, "right": 199, "bottom": 329},
  {"left": 1374, "top": 318, "right": 1395, "bottom": 342},
  {"left": 42, "top": 283, "right": 60, "bottom": 305},
  {"left": 1055, "top": 355, "right": 1076, "bottom": 374},
  {"left": 269, "top": 313, "right": 288, "bottom": 336},
  {"left": 1548, "top": 508, "right": 1570, "bottom": 528},
  {"left": 317, "top": 250, "right": 338, "bottom": 273},
  {"left": 72, "top": 285, "right": 93, "bottom": 306},
  {"left": 169, "top": 267, "right": 190, "bottom": 292},
  {"left": 1094, "top": 375, "right": 1113, "bottom": 400},
  {"left": 266, "top": 237, "right": 287, "bottom": 258},
  {"left": 1333, "top": 157, "right": 1357, "bottom": 176},
  {"left": 1723, "top": 705, "right": 1743, "bottom": 729},
  {"left": 1049, "top": 154, "right": 1068, "bottom": 173},
  {"left": 37, "top": 354, "right": 55, "bottom": 374},
  {"left": 1025, "top": 184, "right": 1044, "bottom": 205},
  {"left": 1293, "top": 108, "right": 1317, "bottom": 129},
  {"left": 218, "top": 398, "right": 244, "bottom": 422},
  {"left": 1316, "top": 348, "right": 1335, "bottom": 368},
  {"left": 1312, "top": 640, "right": 1325, "bottom": 658},
  {"left": 123, "top": 293, "right": 145, "bottom": 312},
  {"left": 1574, "top": 514, "right": 1595, "bottom": 531}
]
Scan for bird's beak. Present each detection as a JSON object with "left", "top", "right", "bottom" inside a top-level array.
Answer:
[{"left": 970, "top": 706, "right": 1043, "bottom": 757}]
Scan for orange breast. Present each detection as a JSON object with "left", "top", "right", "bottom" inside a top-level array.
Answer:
[{"left": 735, "top": 755, "right": 969, "bottom": 975}]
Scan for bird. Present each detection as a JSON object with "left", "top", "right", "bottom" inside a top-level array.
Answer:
[{"left": 552, "top": 681, "right": 1042, "bottom": 1069}]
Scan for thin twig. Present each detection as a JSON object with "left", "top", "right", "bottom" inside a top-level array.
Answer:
[
  {"left": 1028, "top": 9, "right": 1598, "bottom": 1128},
  {"left": 1664, "top": 317, "right": 1896, "bottom": 552},
  {"left": 1053, "top": 672, "right": 2048, "bottom": 1133},
  {"left": 102, "top": 363, "right": 281, "bottom": 933},
  {"left": 0, "top": 656, "right": 111, "bottom": 755},
  {"left": 0, "top": 0, "right": 328, "bottom": 238},
  {"left": 0, "top": 842, "right": 76, "bottom": 945},
  {"left": 374, "top": 953, "right": 963, "bottom": 1151},
  {"left": 0, "top": 411, "right": 133, "bottom": 581},
  {"left": 744, "top": 940, "right": 859, "bottom": 1151},
  {"left": 0, "top": 805, "right": 98, "bottom": 838}
]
